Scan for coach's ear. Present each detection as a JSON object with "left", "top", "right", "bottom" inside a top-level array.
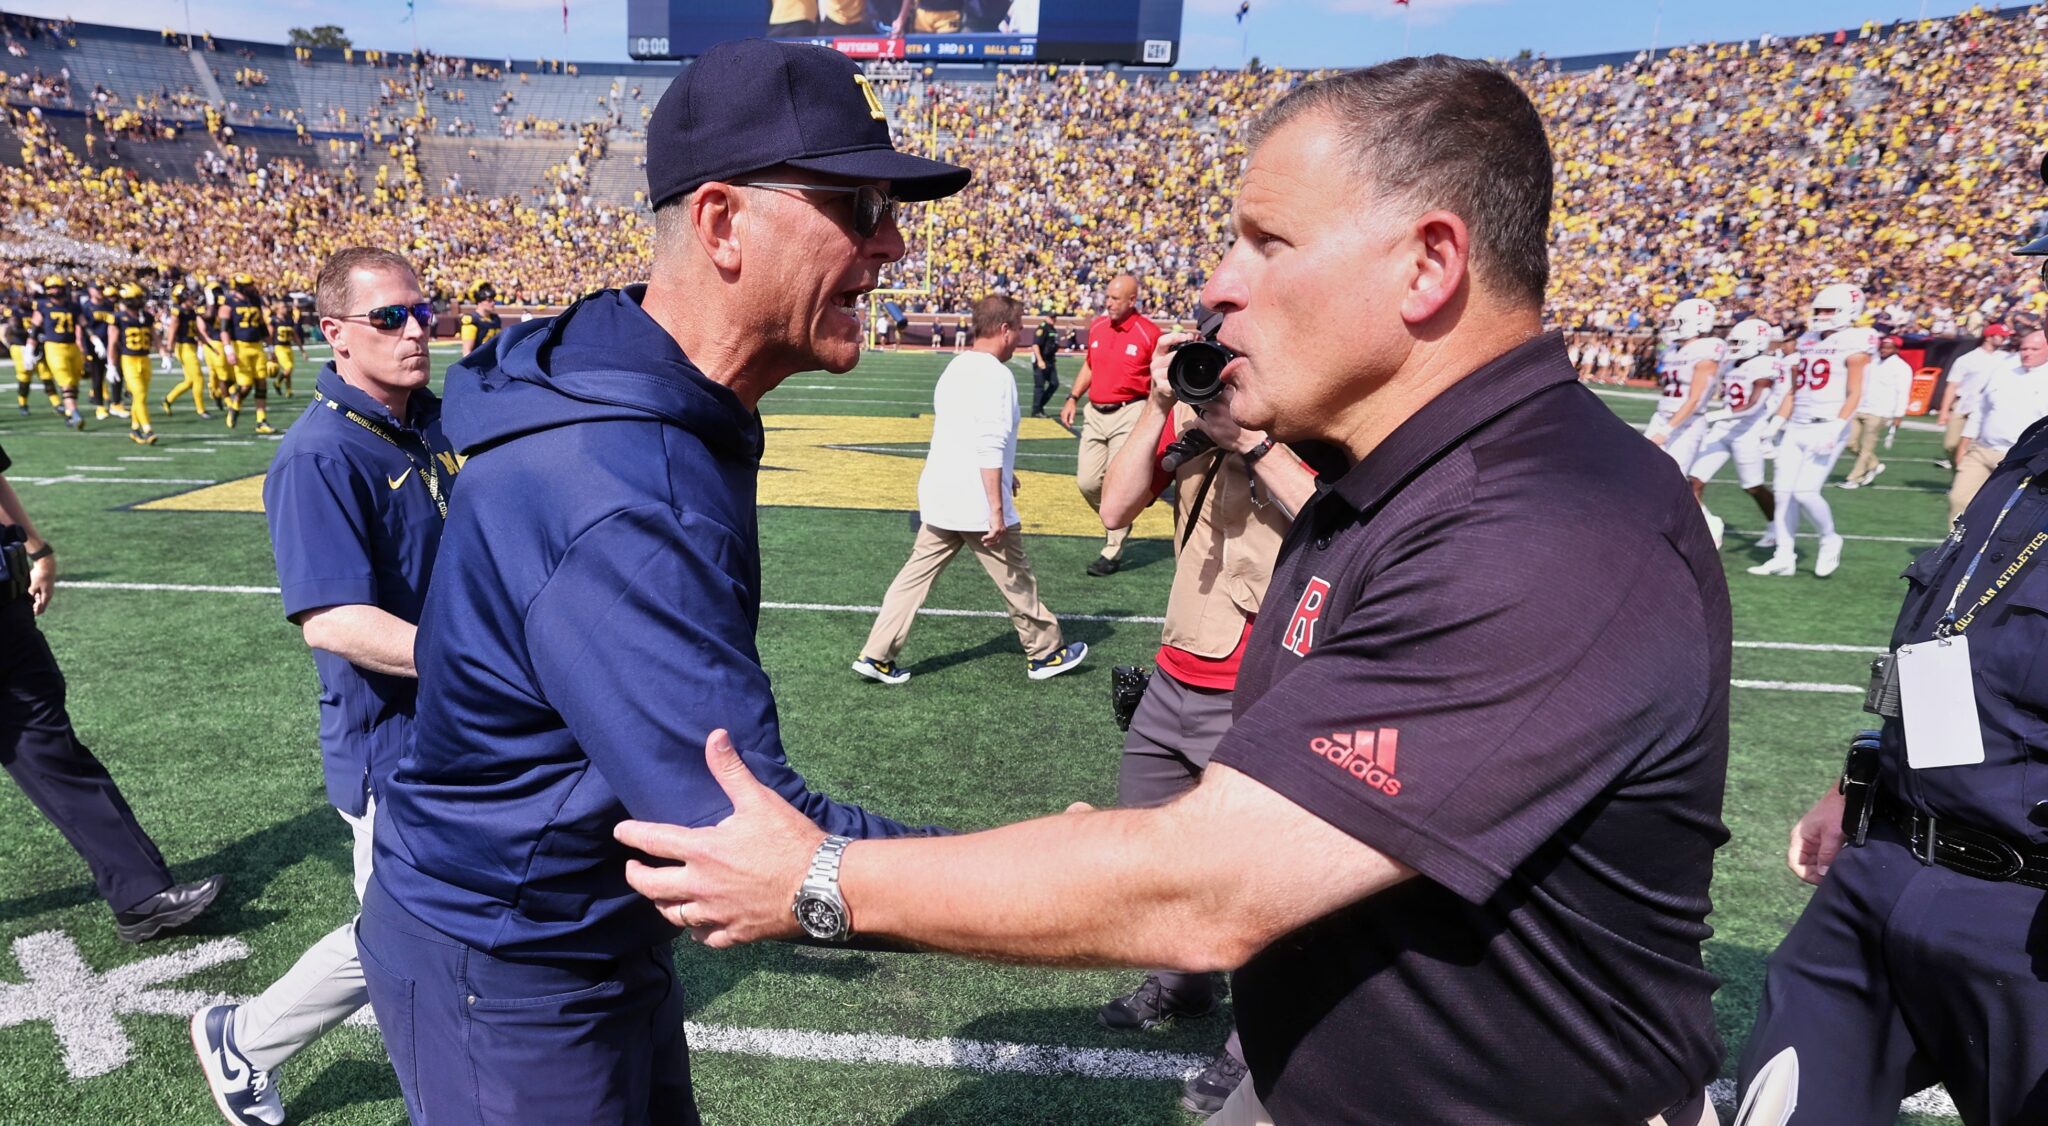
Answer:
[
  {"left": 1399, "top": 208, "right": 1470, "bottom": 328},
  {"left": 688, "top": 183, "right": 744, "bottom": 275}
]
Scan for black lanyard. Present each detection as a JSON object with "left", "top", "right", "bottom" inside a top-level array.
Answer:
[
  {"left": 1937, "top": 474, "right": 2041, "bottom": 637},
  {"left": 312, "top": 389, "right": 447, "bottom": 521}
]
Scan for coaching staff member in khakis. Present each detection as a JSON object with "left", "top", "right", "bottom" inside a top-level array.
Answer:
[
  {"left": 620, "top": 55, "right": 1732, "bottom": 1126},
  {"left": 1092, "top": 310, "right": 1319, "bottom": 1116},
  {"left": 0, "top": 446, "right": 223, "bottom": 941},
  {"left": 187, "top": 249, "right": 451, "bottom": 1126},
  {"left": 357, "top": 39, "right": 968, "bottom": 1126}
]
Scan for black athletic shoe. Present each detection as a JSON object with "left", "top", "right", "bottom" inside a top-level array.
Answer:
[
  {"left": 1085, "top": 555, "right": 1121, "bottom": 577},
  {"left": 114, "top": 874, "right": 224, "bottom": 943},
  {"left": 1180, "top": 1049, "right": 1249, "bottom": 1115},
  {"left": 1098, "top": 975, "right": 1215, "bottom": 1031}
]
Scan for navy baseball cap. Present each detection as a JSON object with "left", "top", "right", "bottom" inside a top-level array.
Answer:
[{"left": 646, "top": 39, "right": 971, "bottom": 209}]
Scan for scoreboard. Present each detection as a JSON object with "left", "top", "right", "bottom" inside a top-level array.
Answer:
[{"left": 626, "top": 0, "right": 1183, "bottom": 66}]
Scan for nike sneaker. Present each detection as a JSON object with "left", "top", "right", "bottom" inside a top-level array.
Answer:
[
  {"left": 1027, "top": 641, "right": 1088, "bottom": 681},
  {"left": 190, "top": 1004, "right": 284, "bottom": 1126},
  {"left": 852, "top": 657, "right": 910, "bottom": 686}
]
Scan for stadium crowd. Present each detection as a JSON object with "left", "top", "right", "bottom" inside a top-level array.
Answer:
[{"left": 3, "top": 7, "right": 2048, "bottom": 331}]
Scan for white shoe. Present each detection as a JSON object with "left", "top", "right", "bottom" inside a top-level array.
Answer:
[
  {"left": 1756, "top": 529, "right": 1779, "bottom": 550},
  {"left": 1866, "top": 462, "right": 1886, "bottom": 484},
  {"left": 191, "top": 1004, "right": 285, "bottom": 1126},
  {"left": 1837, "top": 478, "right": 1861, "bottom": 490},
  {"left": 1704, "top": 511, "right": 1725, "bottom": 549},
  {"left": 1815, "top": 534, "right": 1844, "bottom": 577},
  {"left": 1748, "top": 554, "right": 1797, "bottom": 576}
]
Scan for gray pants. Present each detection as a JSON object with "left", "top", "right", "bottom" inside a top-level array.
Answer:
[
  {"left": 1118, "top": 670, "right": 1243, "bottom": 1062},
  {"left": 231, "top": 795, "right": 374, "bottom": 1071}
]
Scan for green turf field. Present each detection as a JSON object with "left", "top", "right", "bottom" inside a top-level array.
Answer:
[{"left": 0, "top": 344, "right": 1960, "bottom": 1124}]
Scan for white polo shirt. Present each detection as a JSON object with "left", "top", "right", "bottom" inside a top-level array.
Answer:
[
  {"left": 918, "top": 349, "right": 1021, "bottom": 532},
  {"left": 1964, "top": 361, "right": 2048, "bottom": 453}
]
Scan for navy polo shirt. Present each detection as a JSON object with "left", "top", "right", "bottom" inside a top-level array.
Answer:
[
  {"left": 1883, "top": 415, "right": 2048, "bottom": 839},
  {"left": 264, "top": 364, "right": 453, "bottom": 816},
  {"left": 1212, "top": 332, "right": 1731, "bottom": 1123}
]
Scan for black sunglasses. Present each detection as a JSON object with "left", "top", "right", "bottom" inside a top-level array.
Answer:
[
  {"left": 735, "top": 181, "right": 899, "bottom": 239},
  {"left": 335, "top": 303, "right": 435, "bottom": 331}
]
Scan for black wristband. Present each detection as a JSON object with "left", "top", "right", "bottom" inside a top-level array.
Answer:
[
  {"left": 26, "top": 545, "right": 52, "bottom": 562},
  {"left": 1241, "top": 438, "right": 1277, "bottom": 465}
]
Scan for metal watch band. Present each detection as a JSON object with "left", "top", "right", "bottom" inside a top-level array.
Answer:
[{"left": 807, "top": 835, "right": 852, "bottom": 889}]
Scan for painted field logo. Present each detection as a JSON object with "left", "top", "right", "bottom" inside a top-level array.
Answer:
[
  {"left": 1282, "top": 577, "right": 1332, "bottom": 657},
  {"left": 1310, "top": 728, "right": 1401, "bottom": 796}
]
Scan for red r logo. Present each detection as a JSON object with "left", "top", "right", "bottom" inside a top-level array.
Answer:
[{"left": 1282, "top": 577, "right": 1332, "bottom": 657}]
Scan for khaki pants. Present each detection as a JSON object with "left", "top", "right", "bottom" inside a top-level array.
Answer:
[
  {"left": 1846, "top": 413, "right": 1888, "bottom": 482},
  {"left": 1076, "top": 401, "right": 1142, "bottom": 561},
  {"left": 1948, "top": 443, "right": 2006, "bottom": 524},
  {"left": 1943, "top": 410, "right": 1969, "bottom": 455},
  {"left": 862, "top": 523, "right": 1062, "bottom": 663}
]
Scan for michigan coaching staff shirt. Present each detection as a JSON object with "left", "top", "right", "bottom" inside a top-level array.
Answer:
[{"left": 1212, "top": 331, "right": 1731, "bottom": 1123}]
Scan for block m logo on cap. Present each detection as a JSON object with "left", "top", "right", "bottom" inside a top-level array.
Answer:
[{"left": 852, "top": 74, "right": 887, "bottom": 122}]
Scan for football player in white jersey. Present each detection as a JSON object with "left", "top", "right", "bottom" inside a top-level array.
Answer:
[
  {"left": 1687, "top": 317, "right": 1782, "bottom": 548},
  {"left": 1747, "top": 283, "right": 1873, "bottom": 578},
  {"left": 1648, "top": 298, "right": 1729, "bottom": 474}
]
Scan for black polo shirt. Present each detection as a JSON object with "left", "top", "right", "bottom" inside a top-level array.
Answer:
[{"left": 1212, "top": 331, "right": 1730, "bottom": 1124}]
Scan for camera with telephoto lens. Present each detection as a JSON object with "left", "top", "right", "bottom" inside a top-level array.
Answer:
[{"left": 1167, "top": 317, "right": 1238, "bottom": 406}]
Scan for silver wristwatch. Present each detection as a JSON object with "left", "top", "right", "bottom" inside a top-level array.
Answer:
[{"left": 792, "top": 835, "right": 854, "bottom": 942}]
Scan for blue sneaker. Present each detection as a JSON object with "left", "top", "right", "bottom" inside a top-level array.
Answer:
[
  {"left": 852, "top": 656, "right": 910, "bottom": 685},
  {"left": 1027, "top": 641, "right": 1088, "bottom": 681},
  {"left": 189, "top": 1004, "right": 283, "bottom": 1125},
  {"left": 64, "top": 410, "right": 85, "bottom": 430}
]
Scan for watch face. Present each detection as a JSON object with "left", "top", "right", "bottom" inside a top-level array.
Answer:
[{"left": 796, "top": 896, "right": 846, "bottom": 940}]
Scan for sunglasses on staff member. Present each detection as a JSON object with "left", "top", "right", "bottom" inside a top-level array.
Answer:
[
  {"left": 333, "top": 303, "right": 436, "bottom": 331},
  {"left": 733, "top": 181, "right": 900, "bottom": 239}
]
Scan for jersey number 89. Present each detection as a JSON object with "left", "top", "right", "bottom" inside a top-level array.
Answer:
[{"left": 1793, "top": 358, "right": 1831, "bottom": 391}]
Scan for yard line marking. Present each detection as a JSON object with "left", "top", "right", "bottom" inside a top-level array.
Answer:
[
  {"left": 1704, "top": 1079, "right": 1953, "bottom": 1118},
  {"left": 1705, "top": 479, "right": 1943, "bottom": 495},
  {"left": 63, "top": 580, "right": 281, "bottom": 595},
  {"left": 65, "top": 465, "right": 126, "bottom": 472},
  {"left": 46, "top": 584, "right": 1885, "bottom": 674},
  {"left": 117, "top": 456, "right": 173, "bottom": 462},
  {"left": 682, "top": 1024, "right": 1208, "bottom": 1082},
  {"left": 1731, "top": 679, "right": 1863, "bottom": 694},
  {"left": 767, "top": 397, "right": 934, "bottom": 408},
  {"left": 12, "top": 476, "right": 217, "bottom": 486},
  {"left": 825, "top": 444, "right": 1073, "bottom": 462},
  {"left": 1734, "top": 640, "right": 1886, "bottom": 654},
  {"left": 1728, "top": 528, "right": 1937, "bottom": 545}
]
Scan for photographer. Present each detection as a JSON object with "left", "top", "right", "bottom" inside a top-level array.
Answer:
[{"left": 1092, "top": 325, "right": 1315, "bottom": 1115}]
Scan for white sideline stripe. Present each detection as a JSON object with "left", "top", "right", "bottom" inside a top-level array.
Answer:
[
  {"left": 769, "top": 396, "right": 933, "bottom": 408},
  {"left": 47, "top": 584, "right": 1881, "bottom": 671},
  {"left": 826, "top": 444, "right": 1072, "bottom": 462},
  {"left": 65, "top": 465, "right": 125, "bottom": 472},
  {"left": 1704, "top": 479, "right": 1943, "bottom": 495},
  {"left": 1731, "top": 679, "right": 1863, "bottom": 694}
]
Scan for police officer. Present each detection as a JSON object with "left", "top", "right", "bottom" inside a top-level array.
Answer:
[
  {"left": 190, "top": 248, "right": 452, "bottom": 1126},
  {"left": 1733, "top": 168, "right": 2048, "bottom": 1126},
  {"left": 1029, "top": 316, "right": 1060, "bottom": 416},
  {"left": 0, "top": 443, "right": 223, "bottom": 941}
]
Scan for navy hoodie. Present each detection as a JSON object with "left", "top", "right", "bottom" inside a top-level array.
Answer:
[{"left": 372, "top": 286, "right": 928, "bottom": 959}]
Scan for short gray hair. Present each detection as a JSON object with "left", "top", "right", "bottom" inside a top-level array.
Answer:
[{"left": 1248, "top": 56, "right": 1553, "bottom": 309}]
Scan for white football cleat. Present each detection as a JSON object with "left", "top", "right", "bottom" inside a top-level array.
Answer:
[
  {"left": 1704, "top": 511, "right": 1726, "bottom": 549},
  {"left": 1747, "top": 554, "right": 1797, "bottom": 577},
  {"left": 1755, "top": 529, "right": 1778, "bottom": 550},
  {"left": 1815, "top": 534, "right": 1844, "bottom": 578}
]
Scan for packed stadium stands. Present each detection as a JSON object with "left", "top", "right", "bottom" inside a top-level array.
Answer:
[{"left": 1, "top": 7, "right": 2046, "bottom": 332}]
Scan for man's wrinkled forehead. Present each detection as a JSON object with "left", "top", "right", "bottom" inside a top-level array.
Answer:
[{"left": 1233, "top": 114, "right": 1369, "bottom": 230}]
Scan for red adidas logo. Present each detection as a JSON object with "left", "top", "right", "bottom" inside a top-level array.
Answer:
[{"left": 1309, "top": 728, "right": 1401, "bottom": 797}]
